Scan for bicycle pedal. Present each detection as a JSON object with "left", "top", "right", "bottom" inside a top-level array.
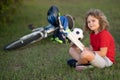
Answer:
[{"left": 28, "top": 24, "right": 35, "bottom": 30}]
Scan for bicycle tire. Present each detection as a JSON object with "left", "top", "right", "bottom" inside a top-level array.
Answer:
[{"left": 4, "top": 33, "right": 42, "bottom": 50}]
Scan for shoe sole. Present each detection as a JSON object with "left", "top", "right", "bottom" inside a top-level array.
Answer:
[{"left": 76, "top": 65, "right": 94, "bottom": 71}]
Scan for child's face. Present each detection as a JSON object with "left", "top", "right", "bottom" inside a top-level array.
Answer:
[{"left": 87, "top": 15, "right": 100, "bottom": 33}]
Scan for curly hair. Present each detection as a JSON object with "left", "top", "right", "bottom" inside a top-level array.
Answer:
[{"left": 84, "top": 9, "right": 109, "bottom": 33}]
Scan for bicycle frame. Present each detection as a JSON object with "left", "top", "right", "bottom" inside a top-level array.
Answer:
[{"left": 4, "top": 24, "right": 59, "bottom": 50}]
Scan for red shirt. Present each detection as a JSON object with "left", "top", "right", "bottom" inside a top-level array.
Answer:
[{"left": 90, "top": 29, "right": 116, "bottom": 63}]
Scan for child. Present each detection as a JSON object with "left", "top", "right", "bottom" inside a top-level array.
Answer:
[{"left": 67, "top": 9, "right": 116, "bottom": 71}]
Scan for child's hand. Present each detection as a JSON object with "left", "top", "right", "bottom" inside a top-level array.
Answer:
[
  {"left": 83, "top": 47, "right": 91, "bottom": 51},
  {"left": 70, "top": 42, "right": 76, "bottom": 47}
]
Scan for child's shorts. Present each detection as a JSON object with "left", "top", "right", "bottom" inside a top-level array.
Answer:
[{"left": 90, "top": 52, "right": 113, "bottom": 68}]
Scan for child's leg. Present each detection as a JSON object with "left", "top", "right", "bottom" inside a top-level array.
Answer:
[
  {"left": 69, "top": 46, "right": 82, "bottom": 61},
  {"left": 77, "top": 50, "right": 95, "bottom": 64},
  {"left": 76, "top": 50, "right": 113, "bottom": 68},
  {"left": 76, "top": 50, "right": 106, "bottom": 68},
  {"left": 90, "top": 53, "right": 113, "bottom": 68}
]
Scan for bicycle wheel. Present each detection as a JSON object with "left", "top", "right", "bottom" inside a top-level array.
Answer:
[{"left": 4, "top": 33, "right": 42, "bottom": 50}]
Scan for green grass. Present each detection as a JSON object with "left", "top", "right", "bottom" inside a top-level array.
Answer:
[{"left": 0, "top": 0, "right": 120, "bottom": 80}]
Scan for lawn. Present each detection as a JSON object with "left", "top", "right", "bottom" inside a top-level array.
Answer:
[{"left": 0, "top": 0, "right": 120, "bottom": 80}]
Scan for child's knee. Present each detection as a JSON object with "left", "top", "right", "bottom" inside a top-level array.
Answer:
[
  {"left": 69, "top": 47, "right": 73, "bottom": 55},
  {"left": 81, "top": 52, "right": 95, "bottom": 61}
]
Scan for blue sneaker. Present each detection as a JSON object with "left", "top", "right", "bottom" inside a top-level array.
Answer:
[{"left": 67, "top": 59, "right": 77, "bottom": 68}]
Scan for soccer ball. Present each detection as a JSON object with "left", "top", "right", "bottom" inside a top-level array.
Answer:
[{"left": 72, "top": 28, "right": 84, "bottom": 40}]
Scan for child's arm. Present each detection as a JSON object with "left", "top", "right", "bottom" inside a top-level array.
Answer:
[
  {"left": 95, "top": 47, "right": 107, "bottom": 57},
  {"left": 89, "top": 45, "right": 93, "bottom": 51}
]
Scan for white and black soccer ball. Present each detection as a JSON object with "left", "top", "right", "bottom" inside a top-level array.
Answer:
[{"left": 72, "top": 28, "right": 84, "bottom": 40}]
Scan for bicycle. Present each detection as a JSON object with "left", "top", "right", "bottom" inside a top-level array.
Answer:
[{"left": 4, "top": 24, "right": 58, "bottom": 50}]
